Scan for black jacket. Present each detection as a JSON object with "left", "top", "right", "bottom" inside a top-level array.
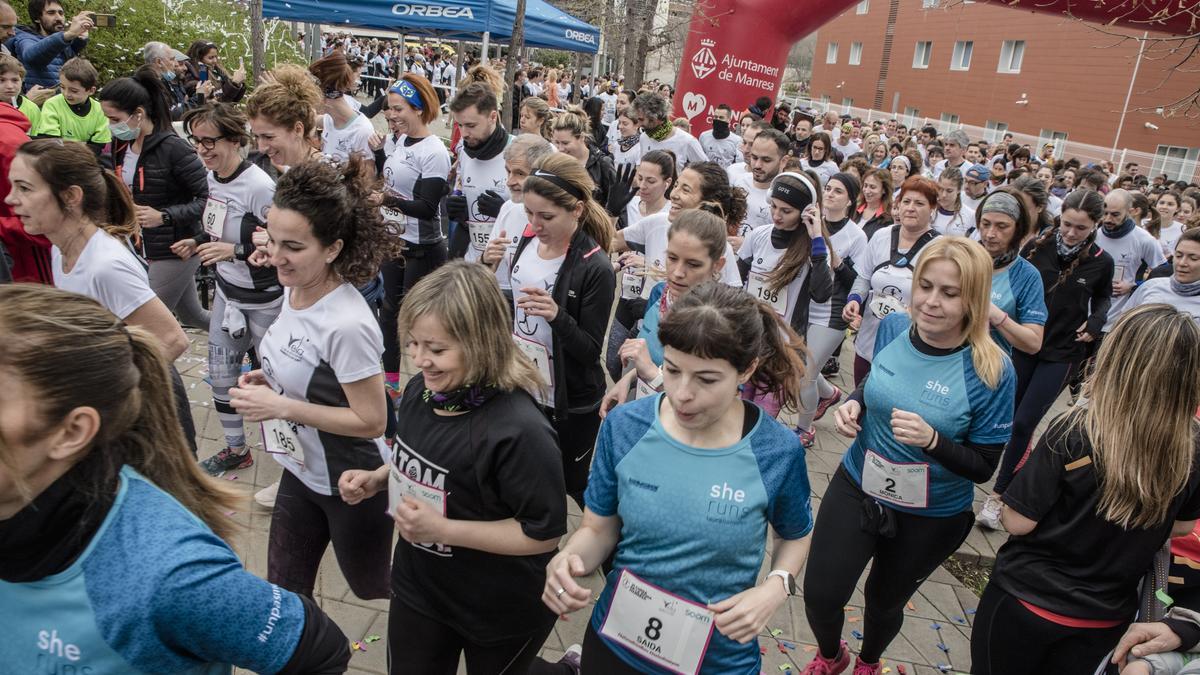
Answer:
[
  {"left": 511, "top": 228, "right": 615, "bottom": 417},
  {"left": 1021, "top": 236, "right": 1114, "bottom": 363},
  {"left": 110, "top": 131, "right": 208, "bottom": 261},
  {"left": 585, "top": 145, "right": 617, "bottom": 208}
]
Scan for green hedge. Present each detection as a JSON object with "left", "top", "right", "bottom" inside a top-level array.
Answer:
[{"left": 15, "top": 0, "right": 304, "bottom": 85}]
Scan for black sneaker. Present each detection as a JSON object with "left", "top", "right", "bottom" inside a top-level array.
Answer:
[
  {"left": 821, "top": 356, "right": 839, "bottom": 377},
  {"left": 200, "top": 447, "right": 253, "bottom": 476}
]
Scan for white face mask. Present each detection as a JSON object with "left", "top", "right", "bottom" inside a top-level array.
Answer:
[{"left": 108, "top": 112, "right": 142, "bottom": 141}]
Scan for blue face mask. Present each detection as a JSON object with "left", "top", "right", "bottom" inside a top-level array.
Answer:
[
  {"left": 162, "top": 69, "right": 176, "bottom": 82},
  {"left": 109, "top": 112, "right": 141, "bottom": 141}
]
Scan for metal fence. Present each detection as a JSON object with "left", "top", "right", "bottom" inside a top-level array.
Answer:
[{"left": 790, "top": 97, "right": 1200, "bottom": 184}]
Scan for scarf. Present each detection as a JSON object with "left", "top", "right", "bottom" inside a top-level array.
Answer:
[
  {"left": 771, "top": 226, "right": 800, "bottom": 249},
  {"left": 1055, "top": 230, "right": 1087, "bottom": 259},
  {"left": 617, "top": 133, "right": 640, "bottom": 153},
  {"left": 992, "top": 249, "right": 1018, "bottom": 269},
  {"left": 647, "top": 119, "right": 673, "bottom": 142},
  {"left": 462, "top": 122, "right": 509, "bottom": 161},
  {"left": 1102, "top": 217, "right": 1136, "bottom": 239},
  {"left": 1172, "top": 277, "right": 1200, "bottom": 297},
  {"left": 421, "top": 383, "right": 501, "bottom": 412}
]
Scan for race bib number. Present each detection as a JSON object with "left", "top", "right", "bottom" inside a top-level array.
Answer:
[
  {"left": 202, "top": 197, "right": 228, "bottom": 239},
  {"left": 868, "top": 294, "right": 906, "bottom": 320},
  {"left": 263, "top": 418, "right": 305, "bottom": 465},
  {"left": 380, "top": 204, "right": 405, "bottom": 223},
  {"left": 621, "top": 268, "right": 645, "bottom": 300},
  {"left": 388, "top": 463, "right": 447, "bottom": 517},
  {"left": 634, "top": 377, "right": 656, "bottom": 400},
  {"left": 747, "top": 272, "right": 787, "bottom": 316},
  {"left": 1114, "top": 263, "right": 1126, "bottom": 282},
  {"left": 512, "top": 334, "right": 553, "bottom": 402},
  {"left": 600, "top": 570, "right": 715, "bottom": 675},
  {"left": 468, "top": 221, "right": 492, "bottom": 252},
  {"left": 862, "top": 450, "right": 929, "bottom": 508}
]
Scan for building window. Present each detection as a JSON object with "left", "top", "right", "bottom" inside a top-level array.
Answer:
[
  {"left": 939, "top": 113, "right": 960, "bottom": 133},
  {"left": 1038, "top": 129, "right": 1068, "bottom": 159},
  {"left": 921, "top": 0, "right": 938, "bottom": 7},
  {"left": 984, "top": 120, "right": 1009, "bottom": 143},
  {"left": 849, "top": 42, "right": 863, "bottom": 66},
  {"left": 857, "top": 0, "right": 870, "bottom": 13},
  {"left": 998, "top": 40, "right": 1025, "bottom": 74},
  {"left": 842, "top": 97, "right": 854, "bottom": 114},
  {"left": 913, "top": 41, "right": 932, "bottom": 69},
  {"left": 826, "top": 42, "right": 839, "bottom": 64},
  {"left": 950, "top": 41, "right": 972, "bottom": 71},
  {"left": 820, "top": 95, "right": 832, "bottom": 109},
  {"left": 1152, "top": 146, "right": 1200, "bottom": 182},
  {"left": 903, "top": 106, "right": 921, "bottom": 127}
]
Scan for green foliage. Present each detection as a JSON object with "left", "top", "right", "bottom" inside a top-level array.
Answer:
[
  {"left": 15, "top": 0, "right": 304, "bottom": 84},
  {"left": 531, "top": 48, "right": 572, "bottom": 70}
]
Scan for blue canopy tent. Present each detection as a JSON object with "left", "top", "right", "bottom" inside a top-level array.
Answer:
[{"left": 262, "top": 0, "right": 600, "bottom": 53}]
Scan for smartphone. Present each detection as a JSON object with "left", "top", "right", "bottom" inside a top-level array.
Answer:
[
  {"left": 87, "top": 13, "right": 117, "bottom": 27},
  {"left": 199, "top": 67, "right": 209, "bottom": 83}
]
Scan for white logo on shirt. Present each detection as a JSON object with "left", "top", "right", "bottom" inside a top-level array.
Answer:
[
  {"left": 921, "top": 380, "right": 952, "bottom": 408},
  {"left": 37, "top": 629, "right": 82, "bottom": 661}
]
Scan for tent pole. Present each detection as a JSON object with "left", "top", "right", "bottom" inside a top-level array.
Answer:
[{"left": 481, "top": 31, "right": 491, "bottom": 63}]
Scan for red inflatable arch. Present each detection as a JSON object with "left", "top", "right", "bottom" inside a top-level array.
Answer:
[{"left": 673, "top": 0, "right": 1196, "bottom": 133}]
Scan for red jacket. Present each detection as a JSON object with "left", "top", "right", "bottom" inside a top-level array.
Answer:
[{"left": 0, "top": 103, "right": 50, "bottom": 283}]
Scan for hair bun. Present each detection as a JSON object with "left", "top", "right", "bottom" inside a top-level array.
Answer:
[{"left": 697, "top": 200, "right": 726, "bottom": 219}]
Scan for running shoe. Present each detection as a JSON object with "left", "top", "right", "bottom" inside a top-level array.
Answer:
[
  {"left": 813, "top": 386, "right": 843, "bottom": 421},
  {"left": 851, "top": 657, "right": 883, "bottom": 675},
  {"left": 798, "top": 427, "right": 816, "bottom": 449},
  {"left": 821, "top": 356, "right": 840, "bottom": 377},
  {"left": 800, "top": 640, "right": 850, "bottom": 675},
  {"left": 200, "top": 447, "right": 253, "bottom": 476},
  {"left": 255, "top": 481, "right": 280, "bottom": 509},
  {"left": 558, "top": 644, "right": 582, "bottom": 674},
  {"left": 975, "top": 494, "right": 1005, "bottom": 531}
]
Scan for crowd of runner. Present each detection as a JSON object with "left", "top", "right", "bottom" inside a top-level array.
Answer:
[{"left": 3, "top": 1, "right": 1200, "bottom": 674}]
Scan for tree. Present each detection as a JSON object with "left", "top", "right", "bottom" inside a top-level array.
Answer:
[{"left": 501, "top": 0, "right": 528, "bottom": 127}]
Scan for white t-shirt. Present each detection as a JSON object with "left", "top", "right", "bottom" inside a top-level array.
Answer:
[
  {"left": 726, "top": 161, "right": 750, "bottom": 185},
  {"left": 932, "top": 205, "right": 976, "bottom": 238},
  {"left": 208, "top": 162, "right": 277, "bottom": 291},
  {"left": 610, "top": 132, "right": 643, "bottom": 168},
  {"left": 738, "top": 225, "right": 829, "bottom": 326},
  {"left": 961, "top": 190, "right": 985, "bottom": 213},
  {"left": 1159, "top": 220, "right": 1185, "bottom": 260},
  {"left": 851, "top": 225, "right": 937, "bottom": 360},
  {"left": 456, "top": 141, "right": 512, "bottom": 262},
  {"left": 121, "top": 147, "right": 139, "bottom": 188},
  {"left": 834, "top": 139, "right": 861, "bottom": 158},
  {"left": 488, "top": 200, "right": 527, "bottom": 291},
  {"left": 624, "top": 196, "right": 672, "bottom": 232},
  {"left": 639, "top": 129, "right": 708, "bottom": 172},
  {"left": 53, "top": 230, "right": 156, "bottom": 320},
  {"left": 802, "top": 159, "right": 839, "bottom": 187},
  {"left": 1097, "top": 225, "right": 1166, "bottom": 331},
  {"left": 510, "top": 242, "right": 566, "bottom": 406},
  {"left": 1046, "top": 193, "right": 1063, "bottom": 219},
  {"left": 382, "top": 134, "right": 452, "bottom": 245},
  {"left": 598, "top": 92, "right": 617, "bottom": 124},
  {"left": 698, "top": 130, "right": 742, "bottom": 169},
  {"left": 735, "top": 174, "right": 773, "bottom": 238},
  {"left": 931, "top": 158, "right": 967, "bottom": 181},
  {"left": 321, "top": 112, "right": 375, "bottom": 164},
  {"left": 622, "top": 212, "right": 742, "bottom": 290},
  {"left": 261, "top": 283, "right": 389, "bottom": 496},
  {"left": 1128, "top": 277, "right": 1200, "bottom": 325}
]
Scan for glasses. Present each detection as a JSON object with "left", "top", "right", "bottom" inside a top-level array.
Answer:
[{"left": 188, "top": 134, "right": 226, "bottom": 150}]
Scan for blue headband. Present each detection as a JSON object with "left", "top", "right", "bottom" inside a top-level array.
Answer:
[{"left": 389, "top": 80, "right": 424, "bottom": 110}]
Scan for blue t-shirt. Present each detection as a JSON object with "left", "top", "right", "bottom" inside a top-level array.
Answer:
[
  {"left": 990, "top": 257, "right": 1047, "bottom": 353},
  {"left": 0, "top": 467, "right": 305, "bottom": 674},
  {"left": 842, "top": 314, "right": 1016, "bottom": 517},
  {"left": 585, "top": 394, "right": 814, "bottom": 674},
  {"left": 635, "top": 281, "right": 668, "bottom": 365}
]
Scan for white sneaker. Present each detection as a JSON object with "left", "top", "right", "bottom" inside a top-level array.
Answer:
[
  {"left": 255, "top": 481, "right": 280, "bottom": 509},
  {"left": 975, "top": 494, "right": 1004, "bottom": 531}
]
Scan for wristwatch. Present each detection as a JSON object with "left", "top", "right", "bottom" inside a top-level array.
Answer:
[{"left": 766, "top": 569, "right": 796, "bottom": 596}]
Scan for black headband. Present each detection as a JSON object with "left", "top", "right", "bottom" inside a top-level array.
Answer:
[
  {"left": 771, "top": 172, "right": 816, "bottom": 210},
  {"left": 531, "top": 169, "right": 587, "bottom": 202}
]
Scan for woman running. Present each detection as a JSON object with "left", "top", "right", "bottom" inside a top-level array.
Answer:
[
  {"left": 544, "top": 282, "right": 813, "bottom": 674},
  {"left": 510, "top": 153, "right": 616, "bottom": 508},
  {"left": 624, "top": 147, "right": 675, "bottom": 228},
  {"left": 970, "top": 304, "right": 1200, "bottom": 674},
  {"left": 609, "top": 107, "right": 643, "bottom": 167},
  {"left": 856, "top": 167, "right": 893, "bottom": 241},
  {"left": 1155, "top": 191, "right": 1187, "bottom": 260},
  {"left": 550, "top": 108, "right": 623, "bottom": 215},
  {"left": 178, "top": 104, "right": 283, "bottom": 476},
  {"left": 802, "top": 237, "right": 1016, "bottom": 675},
  {"left": 804, "top": 132, "right": 840, "bottom": 187},
  {"left": 230, "top": 156, "right": 402, "bottom": 601},
  {"left": 245, "top": 64, "right": 326, "bottom": 178},
  {"left": 977, "top": 189, "right": 1113, "bottom": 531},
  {"left": 337, "top": 261, "right": 567, "bottom": 674},
  {"left": 519, "top": 96, "right": 553, "bottom": 139},
  {"left": 377, "top": 74, "right": 451, "bottom": 393},
  {"left": 309, "top": 53, "right": 376, "bottom": 170},
  {"left": 974, "top": 189, "right": 1047, "bottom": 355},
  {"left": 0, "top": 284, "right": 350, "bottom": 674},
  {"left": 480, "top": 134, "right": 556, "bottom": 303},
  {"left": 1125, "top": 228, "right": 1200, "bottom": 323},
  {"left": 843, "top": 176, "right": 942, "bottom": 386},
  {"left": 99, "top": 65, "right": 210, "bottom": 329},
  {"left": 931, "top": 166, "right": 974, "bottom": 237}
]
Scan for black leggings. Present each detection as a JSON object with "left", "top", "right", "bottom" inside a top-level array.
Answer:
[
  {"left": 970, "top": 583, "right": 1128, "bottom": 675},
  {"left": 267, "top": 469, "right": 393, "bottom": 600},
  {"left": 388, "top": 597, "right": 556, "bottom": 675},
  {"left": 169, "top": 364, "right": 198, "bottom": 456},
  {"left": 803, "top": 466, "right": 974, "bottom": 663},
  {"left": 992, "top": 352, "right": 1073, "bottom": 494},
  {"left": 381, "top": 242, "right": 448, "bottom": 373},
  {"left": 546, "top": 407, "right": 602, "bottom": 510}
]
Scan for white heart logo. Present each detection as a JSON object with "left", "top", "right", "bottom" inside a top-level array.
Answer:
[{"left": 682, "top": 92, "right": 707, "bottom": 120}]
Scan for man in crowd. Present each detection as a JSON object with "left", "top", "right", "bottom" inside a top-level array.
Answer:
[
  {"left": 0, "top": 2, "right": 18, "bottom": 57},
  {"left": 934, "top": 129, "right": 970, "bottom": 179},
  {"left": 143, "top": 41, "right": 201, "bottom": 120},
  {"left": 633, "top": 91, "right": 707, "bottom": 171},
  {"left": 8, "top": 0, "right": 90, "bottom": 91},
  {"left": 698, "top": 104, "right": 742, "bottom": 169},
  {"left": 961, "top": 164, "right": 991, "bottom": 211}
]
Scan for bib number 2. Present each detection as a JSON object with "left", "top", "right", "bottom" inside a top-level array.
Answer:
[{"left": 862, "top": 450, "right": 929, "bottom": 508}]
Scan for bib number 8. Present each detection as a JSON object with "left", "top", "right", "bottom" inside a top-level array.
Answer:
[{"left": 645, "top": 618, "right": 663, "bottom": 641}]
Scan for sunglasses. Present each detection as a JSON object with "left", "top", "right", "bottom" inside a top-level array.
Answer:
[{"left": 188, "top": 134, "right": 227, "bottom": 150}]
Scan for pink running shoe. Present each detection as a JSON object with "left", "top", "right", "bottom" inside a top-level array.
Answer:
[
  {"left": 800, "top": 640, "right": 851, "bottom": 675},
  {"left": 813, "top": 385, "right": 843, "bottom": 421},
  {"left": 851, "top": 656, "right": 883, "bottom": 675}
]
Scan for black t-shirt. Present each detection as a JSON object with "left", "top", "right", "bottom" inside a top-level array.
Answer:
[
  {"left": 994, "top": 419, "right": 1200, "bottom": 620},
  {"left": 389, "top": 375, "right": 568, "bottom": 643}
]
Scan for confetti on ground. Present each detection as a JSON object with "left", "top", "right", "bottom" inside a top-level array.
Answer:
[
  {"left": 778, "top": 665, "right": 791, "bottom": 672},
  {"left": 760, "top": 645, "right": 767, "bottom": 655},
  {"left": 936, "top": 665, "right": 951, "bottom": 672},
  {"left": 965, "top": 609, "right": 977, "bottom": 615},
  {"left": 930, "top": 622, "right": 942, "bottom": 630},
  {"left": 364, "top": 635, "right": 381, "bottom": 643},
  {"left": 896, "top": 666, "right": 907, "bottom": 675},
  {"left": 851, "top": 630, "right": 864, "bottom": 640},
  {"left": 906, "top": 601, "right": 915, "bottom": 611},
  {"left": 226, "top": 474, "right": 238, "bottom": 480},
  {"left": 844, "top": 606, "right": 856, "bottom": 612},
  {"left": 777, "top": 645, "right": 788, "bottom": 654},
  {"left": 780, "top": 641, "right": 795, "bottom": 649},
  {"left": 883, "top": 670, "right": 890, "bottom": 674},
  {"left": 952, "top": 616, "right": 967, "bottom": 624},
  {"left": 771, "top": 628, "right": 783, "bottom": 637},
  {"left": 350, "top": 641, "right": 366, "bottom": 652},
  {"left": 937, "top": 642, "right": 949, "bottom": 653},
  {"left": 848, "top": 616, "right": 860, "bottom": 623},
  {"left": 803, "top": 646, "right": 816, "bottom": 653}
]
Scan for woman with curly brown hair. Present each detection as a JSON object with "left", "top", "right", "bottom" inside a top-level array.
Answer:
[
  {"left": 245, "top": 64, "right": 325, "bottom": 179},
  {"left": 228, "top": 155, "right": 402, "bottom": 602}
]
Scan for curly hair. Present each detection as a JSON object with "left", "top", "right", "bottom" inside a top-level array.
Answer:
[
  {"left": 684, "top": 162, "right": 748, "bottom": 236},
  {"left": 245, "top": 64, "right": 324, "bottom": 136},
  {"left": 272, "top": 155, "right": 403, "bottom": 286}
]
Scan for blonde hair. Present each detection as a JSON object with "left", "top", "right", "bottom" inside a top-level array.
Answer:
[
  {"left": 550, "top": 107, "right": 590, "bottom": 138},
  {"left": 0, "top": 285, "right": 242, "bottom": 542},
  {"left": 525, "top": 153, "right": 615, "bottom": 252},
  {"left": 911, "top": 237, "right": 1007, "bottom": 388},
  {"left": 245, "top": 64, "right": 323, "bottom": 135},
  {"left": 398, "top": 261, "right": 545, "bottom": 397},
  {"left": 520, "top": 97, "right": 552, "bottom": 138},
  {"left": 1070, "top": 304, "right": 1200, "bottom": 529},
  {"left": 464, "top": 63, "right": 505, "bottom": 101}
]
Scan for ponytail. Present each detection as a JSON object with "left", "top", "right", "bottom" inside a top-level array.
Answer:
[
  {"left": 526, "top": 152, "right": 615, "bottom": 251},
  {"left": 17, "top": 139, "right": 137, "bottom": 240},
  {"left": 101, "top": 169, "right": 137, "bottom": 240},
  {"left": 747, "top": 299, "right": 805, "bottom": 411}
]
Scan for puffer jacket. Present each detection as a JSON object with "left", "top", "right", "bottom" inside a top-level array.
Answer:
[{"left": 110, "top": 131, "right": 208, "bottom": 260}]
